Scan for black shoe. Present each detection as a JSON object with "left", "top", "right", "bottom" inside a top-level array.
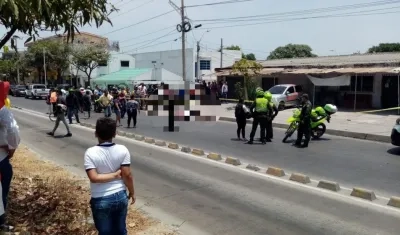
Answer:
[
  {"left": 65, "top": 133, "right": 72, "bottom": 137},
  {"left": 261, "top": 141, "right": 266, "bottom": 145},
  {"left": 266, "top": 139, "right": 272, "bottom": 142},
  {"left": 47, "top": 132, "right": 54, "bottom": 136},
  {"left": 300, "top": 144, "right": 308, "bottom": 148},
  {"left": 247, "top": 140, "right": 253, "bottom": 144}
]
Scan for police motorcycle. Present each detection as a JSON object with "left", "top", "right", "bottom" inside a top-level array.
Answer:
[{"left": 282, "top": 103, "right": 338, "bottom": 143}]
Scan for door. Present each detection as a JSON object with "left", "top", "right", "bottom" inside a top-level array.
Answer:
[
  {"left": 285, "top": 86, "right": 297, "bottom": 105},
  {"left": 381, "top": 76, "right": 399, "bottom": 108}
]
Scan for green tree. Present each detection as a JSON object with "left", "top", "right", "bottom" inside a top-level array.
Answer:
[
  {"left": 232, "top": 58, "right": 262, "bottom": 100},
  {"left": 70, "top": 46, "right": 110, "bottom": 84},
  {"left": 367, "top": 43, "right": 400, "bottom": 53},
  {"left": 242, "top": 53, "right": 256, "bottom": 61},
  {"left": 218, "top": 45, "right": 241, "bottom": 52},
  {"left": 25, "top": 40, "right": 71, "bottom": 83},
  {"left": 267, "top": 44, "right": 317, "bottom": 60},
  {"left": 0, "top": 0, "right": 116, "bottom": 51}
]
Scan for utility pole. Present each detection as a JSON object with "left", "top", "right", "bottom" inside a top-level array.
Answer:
[
  {"left": 196, "top": 41, "right": 200, "bottom": 81},
  {"left": 43, "top": 48, "right": 47, "bottom": 86},
  {"left": 220, "top": 38, "right": 223, "bottom": 68},
  {"left": 180, "top": 0, "right": 186, "bottom": 82}
]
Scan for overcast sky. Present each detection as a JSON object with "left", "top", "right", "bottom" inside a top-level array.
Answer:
[{"left": 4, "top": 0, "right": 400, "bottom": 60}]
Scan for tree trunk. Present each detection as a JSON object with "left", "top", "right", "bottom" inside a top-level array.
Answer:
[{"left": 0, "top": 27, "right": 17, "bottom": 49}]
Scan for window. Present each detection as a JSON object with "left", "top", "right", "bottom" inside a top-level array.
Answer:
[
  {"left": 200, "top": 60, "right": 211, "bottom": 70},
  {"left": 341, "top": 75, "right": 374, "bottom": 92},
  {"left": 295, "top": 85, "right": 303, "bottom": 92},
  {"left": 33, "top": 85, "right": 46, "bottom": 89},
  {"left": 287, "top": 86, "right": 295, "bottom": 94},
  {"left": 120, "top": 60, "right": 129, "bottom": 67}
]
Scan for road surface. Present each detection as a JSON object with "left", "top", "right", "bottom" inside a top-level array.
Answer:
[
  {"left": 13, "top": 107, "right": 400, "bottom": 235},
  {"left": 10, "top": 96, "right": 400, "bottom": 198}
]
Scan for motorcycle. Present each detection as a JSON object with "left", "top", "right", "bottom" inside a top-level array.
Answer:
[{"left": 282, "top": 104, "right": 337, "bottom": 143}]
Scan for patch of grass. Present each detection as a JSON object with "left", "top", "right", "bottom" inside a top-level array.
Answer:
[{"left": 7, "top": 146, "right": 153, "bottom": 234}]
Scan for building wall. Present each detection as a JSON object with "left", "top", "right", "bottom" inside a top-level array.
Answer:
[
  {"left": 197, "top": 50, "right": 242, "bottom": 81},
  {"left": 372, "top": 73, "right": 382, "bottom": 108},
  {"left": 132, "top": 48, "right": 194, "bottom": 82}
]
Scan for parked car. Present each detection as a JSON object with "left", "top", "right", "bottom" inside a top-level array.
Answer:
[
  {"left": 14, "top": 87, "right": 27, "bottom": 97},
  {"left": 9, "top": 85, "right": 15, "bottom": 95},
  {"left": 10, "top": 85, "right": 27, "bottom": 96},
  {"left": 391, "top": 118, "right": 400, "bottom": 146},
  {"left": 268, "top": 84, "right": 303, "bottom": 110},
  {"left": 25, "top": 84, "right": 49, "bottom": 99}
]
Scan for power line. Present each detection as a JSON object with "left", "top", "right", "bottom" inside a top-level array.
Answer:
[
  {"left": 125, "top": 37, "right": 181, "bottom": 53},
  {"left": 120, "top": 29, "right": 177, "bottom": 49},
  {"left": 185, "top": 0, "right": 254, "bottom": 8},
  {"left": 118, "top": 25, "right": 176, "bottom": 43},
  {"left": 103, "top": 10, "right": 175, "bottom": 35},
  {"left": 193, "top": 0, "right": 400, "bottom": 21},
  {"left": 204, "top": 9, "right": 400, "bottom": 29},
  {"left": 112, "top": 0, "right": 155, "bottom": 19}
]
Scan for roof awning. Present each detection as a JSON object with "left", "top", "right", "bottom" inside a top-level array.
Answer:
[
  {"left": 281, "top": 67, "right": 400, "bottom": 74},
  {"left": 216, "top": 68, "right": 285, "bottom": 76}
]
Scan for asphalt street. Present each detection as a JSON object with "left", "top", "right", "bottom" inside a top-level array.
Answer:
[
  {"left": 13, "top": 107, "right": 400, "bottom": 235},
  {"left": 10, "top": 96, "right": 400, "bottom": 198}
]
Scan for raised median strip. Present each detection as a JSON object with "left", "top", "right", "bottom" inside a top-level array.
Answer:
[
  {"left": 225, "top": 157, "right": 241, "bottom": 166},
  {"left": 317, "top": 180, "right": 341, "bottom": 192},
  {"left": 350, "top": 187, "right": 377, "bottom": 201},
  {"left": 126, "top": 133, "right": 135, "bottom": 138},
  {"left": 144, "top": 138, "right": 155, "bottom": 144},
  {"left": 168, "top": 143, "right": 179, "bottom": 149},
  {"left": 207, "top": 153, "right": 222, "bottom": 161},
  {"left": 192, "top": 148, "right": 205, "bottom": 156},
  {"left": 266, "top": 167, "right": 285, "bottom": 177},
  {"left": 117, "top": 130, "right": 127, "bottom": 136},
  {"left": 289, "top": 173, "right": 311, "bottom": 184},
  {"left": 388, "top": 197, "right": 400, "bottom": 208},
  {"left": 181, "top": 146, "right": 191, "bottom": 153},
  {"left": 155, "top": 140, "right": 167, "bottom": 146},
  {"left": 217, "top": 117, "right": 390, "bottom": 143},
  {"left": 135, "top": 135, "right": 145, "bottom": 141}
]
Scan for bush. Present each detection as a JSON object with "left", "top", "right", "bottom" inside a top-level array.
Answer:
[{"left": 234, "top": 82, "right": 244, "bottom": 100}]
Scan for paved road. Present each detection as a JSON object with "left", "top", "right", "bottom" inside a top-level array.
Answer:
[
  {"left": 14, "top": 107, "right": 400, "bottom": 235},
  {"left": 11, "top": 96, "right": 400, "bottom": 198}
]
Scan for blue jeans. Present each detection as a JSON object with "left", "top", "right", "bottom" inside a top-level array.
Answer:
[
  {"left": 90, "top": 190, "right": 128, "bottom": 235},
  {"left": 104, "top": 106, "right": 111, "bottom": 117},
  {"left": 0, "top": 157, "right": 13, "bottom": 225},
  {"left": 67, "top": 107, "right": 79, "bottom": 123}
]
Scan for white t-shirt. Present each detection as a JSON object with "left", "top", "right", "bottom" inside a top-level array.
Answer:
[{"left": 84, "top": 143, "right": 131, "bottom": 198}]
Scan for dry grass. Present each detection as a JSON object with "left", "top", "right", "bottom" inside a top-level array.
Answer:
[{"left": 7, "top": 146, "right": 155, "bottom": 235}]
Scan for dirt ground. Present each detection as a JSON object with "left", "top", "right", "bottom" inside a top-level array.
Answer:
[{"left": 4, "top": 146, "right": 178, "bottom": 235}]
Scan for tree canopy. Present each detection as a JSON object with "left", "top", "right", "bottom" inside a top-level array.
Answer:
[
  {"left": 367, "top": 43, "right": 400, "bottom": 53},
  {"left": 70, "top": 46, "right": 110, "bottom": 83},
  {"left": 267, "top": 44, "right": 317, "bottom": 60},
  {"left": 242, "top": 53, "right": 256, "bottom": 61},
  {"left": 0, "top": 0, "right": 116, "bottom": 50}
]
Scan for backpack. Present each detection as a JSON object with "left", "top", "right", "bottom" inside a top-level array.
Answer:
[{"left": 235, "top": 104, "right": 245, "bottom": 118}]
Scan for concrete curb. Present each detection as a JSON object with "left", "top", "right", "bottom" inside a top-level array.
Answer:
[
  {"left": 350, "top": 187, "right": 377, "bottom": 201},
  {"left": 85, "top": 128, "right": 400, "bottom": 210},
  {"left": 218, "top": 116, "right": 391, "bottom": 143}
]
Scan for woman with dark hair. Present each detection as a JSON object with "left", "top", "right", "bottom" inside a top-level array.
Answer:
[
  {"left": 126, "top": 94, "right": 139, "bottom": 128},
  {"left": 112, "top": 92, "right": 122, "bottom": 126}
]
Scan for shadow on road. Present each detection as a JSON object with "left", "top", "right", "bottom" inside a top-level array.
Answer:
[{"left": 387, "top": 147, "right": 400, "bottom": 155}]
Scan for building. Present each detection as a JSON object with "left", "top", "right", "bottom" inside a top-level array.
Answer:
[
  {"left": 131, "top": 48, "right": 241, "bottom": 82},
  {"left": 216, "top": 53, "right": 400, "bottom": 110},
  {"left": 25, "top": 32, "right": 110, "bottom": 49}
]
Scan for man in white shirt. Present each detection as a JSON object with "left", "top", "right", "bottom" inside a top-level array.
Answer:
[
  {"left": 221, "top": 82, "right": 228, "bottom": 102},
  {"left": 84, "top": 117, "right": 135, "bottom": 235},
  {"left": 0, "top": 81, "right": 20, "bottom": 232}
]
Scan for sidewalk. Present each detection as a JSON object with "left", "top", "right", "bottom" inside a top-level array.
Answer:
[{"left": 202, "top": 104, "right": 396, "bottom": 143}]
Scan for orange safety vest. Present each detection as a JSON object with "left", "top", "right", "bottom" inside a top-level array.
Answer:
[{"left": 50, "top": 92, "right": 57, "bottom": 103}]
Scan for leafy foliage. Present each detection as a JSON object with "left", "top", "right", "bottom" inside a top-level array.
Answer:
[
  {"left": 218, "top": 45, "right": 241, "bottom": 52},
  {"left": 234, "top": 82, "right": 244, "bottom": 100},
  {"left": 70, "top": 46, "right": 110, "bottom": 83},
  {"left": 232, "top": 58, "right": 262, "bottom": 100},
  {"left": 267, "top": 44, "right": 317, "bottom": 60},
  {"left": 367, "top": 43, "right": 400, "bottom": 53},
  {"left": 0, "top": 0, "right": 117, "bottom": 50},
  {"left": 242, "top": 53, "right": 256, "bottom": 60}
]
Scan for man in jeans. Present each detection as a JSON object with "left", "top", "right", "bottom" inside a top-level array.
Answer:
[
  {"left": 97, "top": 90, "right": 113, "bottom": 117},
  {"left": 84, "top": 117, "right": 135, "bottom": 234},
  {"left": 47, "top": 90, "right": 72, "bottom": 137},
  {"left": 0, "top": 81, "right": 20, "bottom": 231}
]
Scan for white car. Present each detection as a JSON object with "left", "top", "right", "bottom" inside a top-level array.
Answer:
[{"left": 25, "top": 84, "right": 49, "bottom": 99}]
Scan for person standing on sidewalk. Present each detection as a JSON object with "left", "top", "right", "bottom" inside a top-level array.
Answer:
[
  {"left": 0, "top": 81, "right": 20, "bottom": 231},
  {"left": 47, "top": 90, "right": 72, "bottom": 137},
  {"left": 126, "top": 94, "right": 139, "bottom": 128},
  {"left": 84, "top": 117, "right": 135, "bottom": 235}
]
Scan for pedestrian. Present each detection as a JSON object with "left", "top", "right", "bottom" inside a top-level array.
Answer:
[
  {"left": 294, "top": 94, "right": 312, "bottom": 148},
  {"left": 126, "top": 94, "right": 139, "bottom": 128},
  {"left": 83, "top": 90, "right": 92, "bottom": 118},
  {"left": 97, "top": 90, "right": 113, "bottom": 117},
  {"left": 66, "top": 88, "right": 80, "bottom": 124},
  {"left": 248, "top": 88, "right": 270, "bottom": 144},
  {"left": 264, "top": 91, "right": 278, "bottom": 139},
  {"left": 47, "top": 90, "right": 72, "bottom": 137},
  {"left": 112, "top": 92, "right": 122, "bottom": 126},
  {"left": 84, "top": 117, "right": 135, "bottom": 235},
  {"left": 0, "top": 81, "right": 20, "bottom": 232},
  {"left": 119, "top": 92, "right": 127, "bottom": 119},
  {"left": 221, "top": 81, "right": 228, "bottom": 102},
  {"left": 235, "top": 98, "right": 248, "bottom": 140}
]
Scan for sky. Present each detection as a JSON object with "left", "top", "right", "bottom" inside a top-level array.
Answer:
[{"left": 4, "top": 0, "right": 400, "bottom": 60}]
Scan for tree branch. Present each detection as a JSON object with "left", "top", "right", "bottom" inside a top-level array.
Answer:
[{"left": 0, "top": 27, "right": 17, "bottom": 49}]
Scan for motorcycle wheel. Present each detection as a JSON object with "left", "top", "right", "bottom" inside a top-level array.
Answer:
[
  {"left": 282, "top": 122, "right": 297, "bottom": 143},
  {"left": 311, "top": 123, "right": 326, "bottom": 139}
]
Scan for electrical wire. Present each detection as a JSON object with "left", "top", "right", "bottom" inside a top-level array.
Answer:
[
  {"left": 103, "top": 10, "right": 175, "bottom": 35},
  {"left": 118, "top": 25, "right": 176, "bottom": 43},
  {"left": 193, "top": 0, "right": 400, "bottom": 21},
  {"left": 120, "top": 29, "right": 177, "bottom": 49},
  {"left": 185, "top": 0, "right": 254, "bottom": 8},
  {"left": 124, "top": 37, "right": 181, "bottom": 53},
  {"left": 112, "top": 0, "right": 155, "bottom": 19}
]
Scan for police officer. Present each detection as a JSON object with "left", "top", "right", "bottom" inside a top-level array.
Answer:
[
  {"left": 264, "top": 91, "right": 278, "bottom": 140},
  {"left": 248, "top": 88, "right": 269, "bottom": 144},
  {"left": 294, "top": 93, "right": 312, "bottom": 148}
]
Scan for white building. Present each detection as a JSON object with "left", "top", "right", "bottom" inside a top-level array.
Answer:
[{"left": 131, "top": 48, "right": 241, "bottom": 82}]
